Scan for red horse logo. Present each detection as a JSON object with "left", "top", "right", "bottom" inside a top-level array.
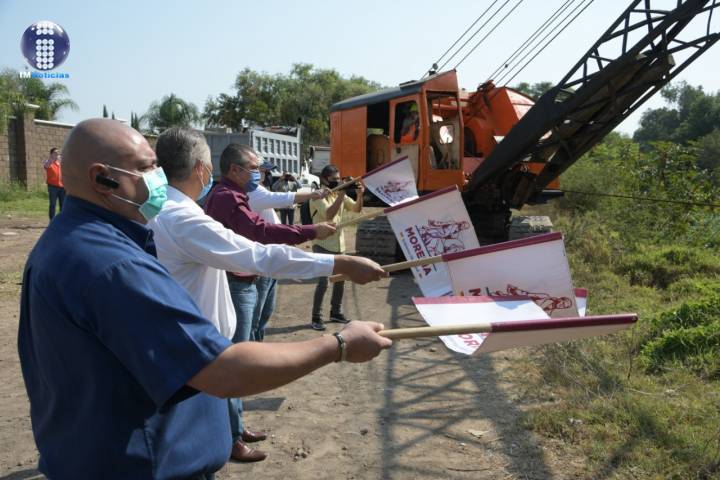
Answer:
[
  {"left": 488, "top": 284, "right": 573, "bottom": 315},
  {"left": 419, "top": 219, "right": 471, "bottom": 256},
  {"left": 377, "top": 180, "right": 414, "bottom": 204}
]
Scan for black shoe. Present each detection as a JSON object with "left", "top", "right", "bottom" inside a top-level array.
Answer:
[
  {"left": 310, "top": 320, "right": 326, "bottom": 331},
  {"left": 329, "top": 312, "right": 350, "bottom": 324}
]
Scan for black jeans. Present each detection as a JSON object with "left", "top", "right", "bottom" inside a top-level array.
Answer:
[
  {"left": 279, "top": 208, "right": 295, "bottom": 225},
  {"left": 311, "top": 245, "right": 344, "bottom": 318},
  {"left": 48, "top": 185, "right": 65, "bottom": 220}
]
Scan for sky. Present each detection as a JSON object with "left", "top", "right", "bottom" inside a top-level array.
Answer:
[{"left": 1, "top": 0, "right": 719, "bottom": 135}]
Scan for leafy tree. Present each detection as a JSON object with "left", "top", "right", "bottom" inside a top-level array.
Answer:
[
  {"left": 145, "top": 93, "right": 200, "bottom": 133},
  {"left": 0, "top": 70, "right": 26, "bottom": 133},
  {"left": 130, "top": 112, "right": 144, "bottom": 131},
  {"left": 103, "top": 105, "right": 108, "bottom": 118},
  {"left": 514, "top": 81, "right": 554, "bottom": 99},
  {"left": 634, "top": 81, "right": 720, "bottom": 145},
  {"left": 203, "top": 63, "right": 381, "bottom": 146},
  {"left": 695, "top": 129, "right": 720, "bottom": 177},
  {"left": 0, "top": 68, "right": 77, "bottom": 124}
]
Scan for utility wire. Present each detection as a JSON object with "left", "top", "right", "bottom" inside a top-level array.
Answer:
[
  {"left": 453, "top": 0, "right": 528, "bottom": 70},
  {"left": 497, "top": 0, "right": 595, "bottom": 86},
  {"left": 424, "top": 0, "right": 502, "bottom": 78},
  {"left": 438, "top": 0, "right": 515, "bottom": 72},
  {"left": 486, "top": 0, "right": 577, "bottom": 82},
  {"left": 562, "top": 189, "right": 720, "bottom": 208}
]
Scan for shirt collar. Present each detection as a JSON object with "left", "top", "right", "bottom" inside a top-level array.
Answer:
[
  {"left": 62, "top": 196, "right": 155, "bottom": 252},
  {"left": 166, "top": 185, "right": 203, "bottom": 211},
  {"left": 219, "top": 176, "right": 247, "bottom": 197}
]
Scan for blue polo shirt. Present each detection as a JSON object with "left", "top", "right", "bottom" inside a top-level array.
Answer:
[{"left": 17, "top": 196, "right": 233, "bottom": 479}]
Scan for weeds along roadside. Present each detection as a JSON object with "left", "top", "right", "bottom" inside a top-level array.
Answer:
[{"left": 513, "top": 136, "right": 720, "bottom": 478}]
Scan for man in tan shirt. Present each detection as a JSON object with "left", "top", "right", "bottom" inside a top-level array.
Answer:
[{"left": 309, "top": 165, "right": 364, "bottom": 331}]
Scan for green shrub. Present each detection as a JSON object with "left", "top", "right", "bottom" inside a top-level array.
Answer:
[
  {"left": 638, "top": 295, "right": 720, "bottom": 378},
  {"left": 617, "top": 245, "right": 720, "bottom": 289}
]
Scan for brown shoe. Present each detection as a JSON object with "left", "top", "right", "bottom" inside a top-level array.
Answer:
[
  {"left": 241, "top": 428, "right": 268, "bottom": 443},
  {"left": 231, "top": 440, "right": 267, "bottom": 462}
]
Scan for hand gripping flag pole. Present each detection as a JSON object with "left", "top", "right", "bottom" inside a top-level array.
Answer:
[{"left": 329, "top": 254, "right": 443, "bottom": 282}]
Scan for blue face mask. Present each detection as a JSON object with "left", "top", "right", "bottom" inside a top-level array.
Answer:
[
  {"left": 239, "top": 166, "right": 261, "bottom": 192},
  {"left": 107, "top": 165, "right": 168, "bottom": 221},
  {"left": 196, "top": 163, "right": 213, "bottom": 201}
]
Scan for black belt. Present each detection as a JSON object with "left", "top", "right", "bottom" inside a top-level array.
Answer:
[{"left": 227, "top": 273, "right": 257, "bottom": 284}]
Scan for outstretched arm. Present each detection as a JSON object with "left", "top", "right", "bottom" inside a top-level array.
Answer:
[{"left": 188, "top": 321, "right": 392, "bottom": 398}]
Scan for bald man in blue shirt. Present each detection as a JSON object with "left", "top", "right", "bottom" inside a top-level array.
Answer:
[{"left": 17, "top": 118, "right": 391, "bottom": 480}]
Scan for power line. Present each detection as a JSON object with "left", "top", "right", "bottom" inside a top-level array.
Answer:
[
  {"left": 497, "top": 0, "right": 595, "bottom": 86},
  {"left": 486, "top": 0, "right": 577, "bottom": 82},
  {"left": 423, "top": 0, "right": 502, "bottom": 78},
  {"left": 562, "top": 189, "right": 720, "bottom": 208},
  {"left": 437, "top": 0, "right": 515, "bottom": 72},
  {"left": 453, "top": 0, "right": 528, "bottom": 71}
]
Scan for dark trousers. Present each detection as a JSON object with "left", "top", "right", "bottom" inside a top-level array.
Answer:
[
  {"left": 48, "top": 185, "right": 65, "bottom": 220},
  {"left": 311, "top": 245, "right": 345, "bottom": 318},
  {"left": 279, "top": 208, "right": 295, "bottom": 225}
]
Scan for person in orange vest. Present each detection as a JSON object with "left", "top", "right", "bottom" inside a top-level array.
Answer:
[
  {"left": 43, "top": 147, "right": 65, "bottom": 220},
  {"left": 399, "top": 103, "right": 420, "bottom": 144}
]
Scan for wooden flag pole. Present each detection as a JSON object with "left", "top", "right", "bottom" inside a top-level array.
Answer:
[
  {"left": 378, "top": 323, "right": 491, "bottom": 340},
  {"left": 335, "top": 210, "right": 386, "bottom": 229},
  {"left": 329, "top": 254, "right": 444, "bottom": 283},
  {"left": 329, "top": 176, "right": 361, "bottom": 193}
]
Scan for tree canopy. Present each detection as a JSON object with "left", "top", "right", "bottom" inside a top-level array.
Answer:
[
  {"left": 0, "top": 68, "right": 78, "bottom": 129},
  {"left": 513, "top": 81, "right": 554, "bottom": 99},
  {"left": 144, "top": 93, "right": 200, "bottom": 133},
  {"left": 203, "top": 63, "right": 382, "bottom": 147}
]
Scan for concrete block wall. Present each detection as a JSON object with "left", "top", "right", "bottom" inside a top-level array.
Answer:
[{"left": 0, "top": 108, "right": 159, "bottom": 189}]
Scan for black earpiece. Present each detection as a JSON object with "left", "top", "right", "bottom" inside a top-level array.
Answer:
[{"left": 95, "top": 174, "right": 120, "bottom": 189}]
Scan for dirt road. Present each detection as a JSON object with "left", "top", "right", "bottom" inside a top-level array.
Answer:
[{"left": 0, "top": 216, "right": 581, "bottom": 479}]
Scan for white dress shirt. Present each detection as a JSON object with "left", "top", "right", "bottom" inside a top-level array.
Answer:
[
  {"left": 148, "top": 186, "right": 334, "bottom": 338},
  {"left": 247, "top": 185, "right": 295, "bottom": 224}
]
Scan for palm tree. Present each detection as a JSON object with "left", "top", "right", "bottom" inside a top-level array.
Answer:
[
  {"left": 17, "top": 77, "right": 78, "bottom": 120},
  {"left": 145, "top": 93, "right": 200, "bottom": 133}
]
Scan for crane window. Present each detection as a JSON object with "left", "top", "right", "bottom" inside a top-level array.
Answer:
[
  {"left": 394, "top": 101, "right": 420, "bottom": 144},
  {"left": 427, "top": 93, "right": 461, "bottom": 170}
]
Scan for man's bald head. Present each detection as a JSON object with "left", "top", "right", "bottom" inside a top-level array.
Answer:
[
  {"left": 61, "top": 118, "right": 159, "bottom": 223},
  {"left": 62, "top": 119, "right": 154, "bottom": 193}
]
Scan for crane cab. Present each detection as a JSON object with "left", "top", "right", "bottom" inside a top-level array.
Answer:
[{"left": 330, "top": 70, "right": 465, "bottom": 195}]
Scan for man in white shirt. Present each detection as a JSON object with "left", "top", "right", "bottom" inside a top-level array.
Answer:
[
  {"left": 246, "top": 163, "right": 329, "bottom": 342},
  {"left": 149, "top": 128, "right": 387, "bottom": 463}
]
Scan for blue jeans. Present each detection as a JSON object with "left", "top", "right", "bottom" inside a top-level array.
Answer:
[
  {"left": 48, "top": 185, "right": 65, "bottom": 220},
  {"left": 227, "top": 276, "right": 258, "bottom": 441},
  {"left": 252, "top": 277, "right": 276, "bottom": 341}
]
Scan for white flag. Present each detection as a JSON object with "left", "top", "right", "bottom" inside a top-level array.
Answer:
[
  {"left": 386, "top": 186, "right": 479, "bottom": 296},
  {"left": 362, "top": 155, "right": 418, "bottom": 206},
  {"left": 444, "top": 232, "right": 579, "bottom": 318},
  {"left": 412, "top": 296, "right": 636, "bottom": 355}
]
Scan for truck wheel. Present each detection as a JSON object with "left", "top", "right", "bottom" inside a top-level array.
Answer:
[
  {"left": 311, "top": 182, "right": 318, "bottom": 191},
  {"left": 355, "top": 216, "right": 398, "bottom": 265}
]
